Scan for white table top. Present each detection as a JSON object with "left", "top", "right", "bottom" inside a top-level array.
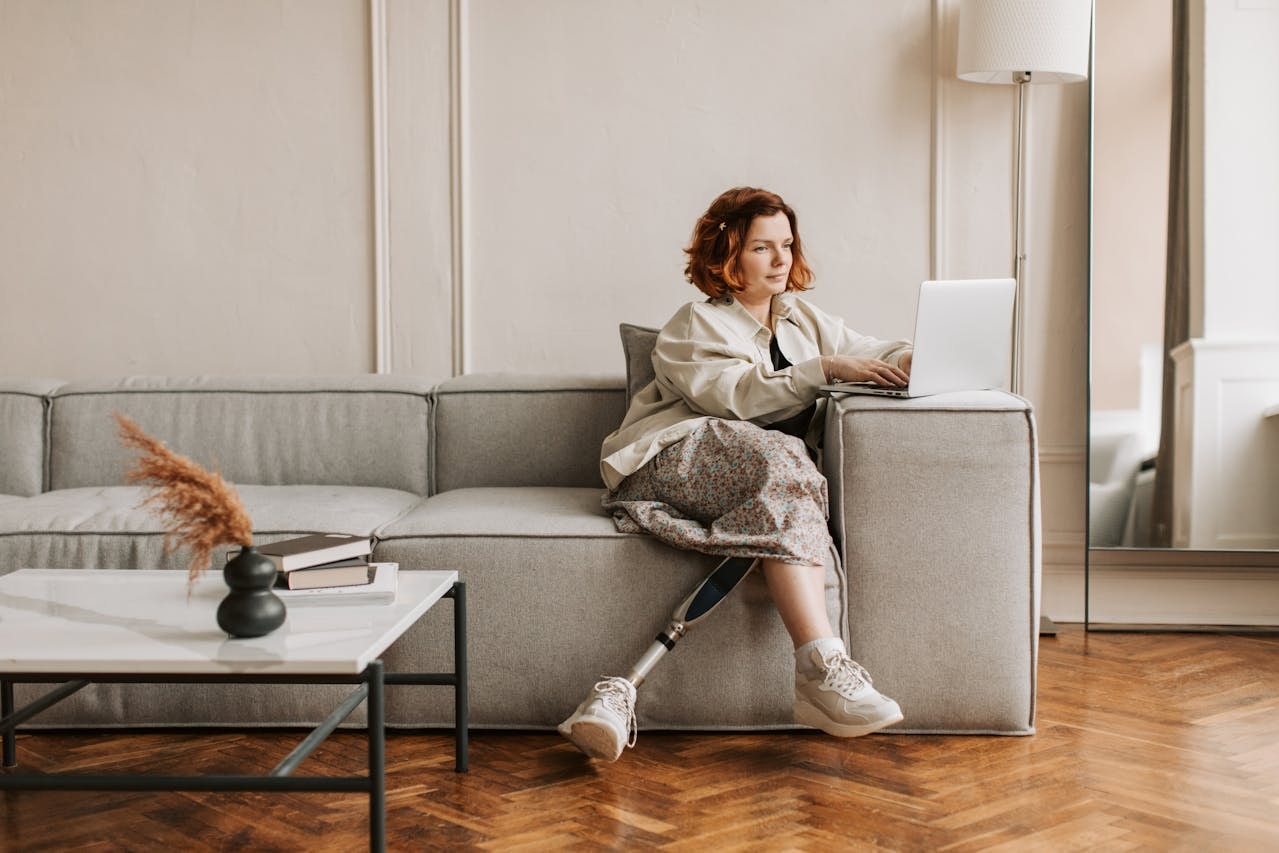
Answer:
[{"left": 0, "top": 568, "right": 457, "bottom": 676}]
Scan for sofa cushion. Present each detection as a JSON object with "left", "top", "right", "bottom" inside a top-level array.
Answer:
[
  {"left": 47, "top": 376, "right": 435, "bottom": 493},
  {"left": 0, "top": 485, "right": 421, "bottom": 572},
  {"left": 430, "top": 374, "right": 627, "bottom": 492},
  {"left": 373, "top": 486, "right": 846, "bottom": 730},
  {"left": 0, "top": 380, "right": 59, "bottom": 497},
  {"left": 619, "top": 323, "right": 659, "bottom": 403}
]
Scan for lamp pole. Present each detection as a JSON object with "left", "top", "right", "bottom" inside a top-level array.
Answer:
[{"left": 1012, "top": 71, "right": 1030, "bottom": 395}]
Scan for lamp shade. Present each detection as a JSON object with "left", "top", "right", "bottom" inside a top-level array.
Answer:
[{"left": 957, "top": 0, "right": 1092, "bottom": 84}]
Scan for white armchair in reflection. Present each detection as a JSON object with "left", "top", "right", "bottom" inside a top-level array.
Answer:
[{"left": 1089, "top": 421, "right": 1145, "bottom": 547}]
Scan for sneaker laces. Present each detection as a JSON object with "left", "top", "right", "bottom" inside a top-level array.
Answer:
[
  {"left": 593, "top": 677, "right": 638, "bottom": 748},
  {"left": 818, "top": 651, "right": 872, "bottom": 698}
]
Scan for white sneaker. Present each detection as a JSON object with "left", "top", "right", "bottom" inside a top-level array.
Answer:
[
  {"left": 557, "top": 676, "right": 637, "bottom": 761},
  {"left": 794, "top": 649, "right": 904, "bottom": 737}
]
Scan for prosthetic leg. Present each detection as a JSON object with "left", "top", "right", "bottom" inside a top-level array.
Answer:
[
  {"left": 626, "top": 555, "right": 757, "bottom": 687},
  {"left": 557, "top": 555, "right": 758, "bottom": 760}
]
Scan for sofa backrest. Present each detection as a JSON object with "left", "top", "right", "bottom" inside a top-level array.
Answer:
[
  {"left": 431, "top": 374, "right": 627, "bottom": 492},
  {"left": 0, "top": 380, "right": 60, "bottom": 496},
  {"left": 47, "top": 376, "right": 436, "bottom": 494}
]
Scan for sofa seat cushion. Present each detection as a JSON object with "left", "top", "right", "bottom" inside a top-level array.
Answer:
[
  {"left": 0, "top": 485, "right": 422, "bottom": 573},
  {"left": 376, "top": 484, "right": 620, "bottom": 538},
  {"left": 373, "top": 486, "right": 846, "bottom": 731}
]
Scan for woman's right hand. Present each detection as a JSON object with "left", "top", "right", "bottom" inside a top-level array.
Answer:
[{"left": 826, "top": 355, "right": 909, "bottom": 387}]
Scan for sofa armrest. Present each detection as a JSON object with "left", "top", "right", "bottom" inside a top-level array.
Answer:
[{"left": 821, "top": 389, "right": 1041, "bottom": 733}]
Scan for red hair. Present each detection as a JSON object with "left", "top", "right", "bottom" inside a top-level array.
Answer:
[{"left": 683, "top": 187, "right": 815, "bottom": 298}]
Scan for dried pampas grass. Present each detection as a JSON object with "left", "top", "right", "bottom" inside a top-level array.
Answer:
[{"left": 114, "top": 413, "right": 253, "bottom": 586}]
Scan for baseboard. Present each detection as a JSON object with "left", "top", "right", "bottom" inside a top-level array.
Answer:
[
  {"left": 1042, "top": 565, "right": 1085, "bottom": 622},
  {"left": 1041, "top": 535, "right": 1085, "bottom": 622},
  {"left": 1080, "top": 549, "right": 1279, "bottom": 627}
]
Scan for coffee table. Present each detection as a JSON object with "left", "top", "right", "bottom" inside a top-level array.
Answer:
[{"left": 0, "top": 568, "right": 467, "bottom": 853}]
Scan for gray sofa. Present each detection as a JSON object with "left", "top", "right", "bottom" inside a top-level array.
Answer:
[{"left": 0, "top": 374, "right": 1040, "bottom": 735}]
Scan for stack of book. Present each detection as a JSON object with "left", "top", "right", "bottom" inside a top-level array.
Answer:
[
  {"left": 259, "top": 533, "right": 374, "bottom": 589},
  {"left": 243, "top": 533, "right": 400, "bottom": 605}
]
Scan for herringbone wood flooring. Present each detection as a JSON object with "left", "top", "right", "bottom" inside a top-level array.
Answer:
[{"left": 3, "top": 626, "right": 1277, "bottom": 851}]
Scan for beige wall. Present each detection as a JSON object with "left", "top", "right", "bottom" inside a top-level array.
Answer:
[
  {"left": 1, "top": 0, "right": 379, "bottom": 374},
  {"left": 1196, "top": 0, "right": 1279, "bottom": 339},
  {"left": 464, "top": 1, "right": 935, "bottom": 371},
  {"left": 0, "top": 0, "right": 1090, "bottom": 614},
  {"left": 1091, "top": 0, "right": 1171, "bottom": 412}
]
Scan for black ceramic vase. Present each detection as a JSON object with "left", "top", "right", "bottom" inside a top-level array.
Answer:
[{"left": 217, "top": 545, "right": 286, "bottom": 638}]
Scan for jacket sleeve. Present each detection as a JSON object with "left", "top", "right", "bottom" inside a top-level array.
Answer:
[
  {"left": 653, "top": 315, "right": 826, "bottom": 424},
  {"left": 834, "top": 328, "right": 912, "bottom": 366}
]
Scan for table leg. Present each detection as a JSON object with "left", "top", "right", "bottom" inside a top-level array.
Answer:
[
  {"left": 2, "top": 679, "right": 14, "bottom": 768},
  {"left": 367, "top": 660, "right": 385, "bottom": 853},
  {"left": 452, "top": 582, "right": 468, "bottom": 773}
]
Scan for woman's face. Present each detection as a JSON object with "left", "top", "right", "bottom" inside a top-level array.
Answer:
[{"left": 735, "top": 212, "right": 793, "bottom": 304}]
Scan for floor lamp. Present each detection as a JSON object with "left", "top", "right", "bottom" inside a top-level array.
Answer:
[{"left": 956, "top": 0, "right": 1092, "bottom": 395}]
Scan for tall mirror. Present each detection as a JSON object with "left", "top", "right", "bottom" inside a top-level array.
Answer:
[{"left": 1088, "top": 0, "right": 1279, "bottom": 627}]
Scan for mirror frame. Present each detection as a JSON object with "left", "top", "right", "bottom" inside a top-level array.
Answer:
[{"left": 1083, "top": 0, "right": 1279, "bottom": 632}]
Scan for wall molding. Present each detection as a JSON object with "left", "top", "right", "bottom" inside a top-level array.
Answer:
[
  {"left": 448, "top": 0, "right": 469, "bottom": 377},
  {"left": 370, "top": 0, "right": 392, "bottom": 373},
  {"left": 1037, "top": 444, "right": 1086, "bottom": 465}
]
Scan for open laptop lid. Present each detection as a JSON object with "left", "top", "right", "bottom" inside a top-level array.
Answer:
[{"left": 907, "top": 278, "right": 1016, "bottom": 397}]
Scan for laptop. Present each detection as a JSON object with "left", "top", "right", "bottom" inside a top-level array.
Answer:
[{"left": 820, "top": 278, "right": 1016, "bottom": 398}]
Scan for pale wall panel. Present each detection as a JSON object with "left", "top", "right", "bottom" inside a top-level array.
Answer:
[
  {"left": 386, "top": 0, "right": 454, "bottom": 378},
  {"left": 1020, "top": 80, "right": 1090, "bottom": 453},
  {"left": 1201, "top": 0, "right": 1279, "bottom": 340},
  {"left": 933, "top": 0, "right": 1016, "bottom": 280},
  {"left": 1041, "top": 446, "right": 1087, "bottom": 621},
  {"left": 463, "top": 0, "right": 936, "bottom": 374},
  {"left": 0, "top": 0, "right": 374, "bottom": 377},
  {"left": 1091, "top": 0, "right": 1170, "bottom": 412}
]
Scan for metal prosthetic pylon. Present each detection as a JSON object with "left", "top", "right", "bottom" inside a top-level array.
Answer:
[{"left": 625, "top": 556, "right": 757, "bottom": 688}]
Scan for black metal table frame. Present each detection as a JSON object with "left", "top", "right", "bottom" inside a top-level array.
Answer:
[{"left": 0, "top": 582, "right": 467, "bottom": 853}]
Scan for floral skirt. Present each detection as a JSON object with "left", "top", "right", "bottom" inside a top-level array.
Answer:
[{"left": 602, "top": 419, "right": 832, "bottom": 567}]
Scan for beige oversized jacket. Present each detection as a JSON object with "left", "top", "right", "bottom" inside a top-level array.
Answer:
[{"left": 600, "top": 291, "right": 911, "bottom": 490}]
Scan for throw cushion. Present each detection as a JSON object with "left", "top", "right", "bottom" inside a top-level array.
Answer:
[{"left": 619, "top": 323, "right": 659, "bottom": 402}]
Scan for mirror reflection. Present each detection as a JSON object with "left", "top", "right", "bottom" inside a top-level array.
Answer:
[{"left": 1089, "top": 0, "right": 1279, "bottom": 551}]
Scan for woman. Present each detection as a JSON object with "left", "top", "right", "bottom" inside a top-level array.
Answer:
[{"left": 559, "top": 187, "right": 912, "bottom": 761}]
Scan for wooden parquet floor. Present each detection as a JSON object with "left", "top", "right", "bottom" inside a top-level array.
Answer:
[{"left": 3, "top": 625, "right": 1278, "bottom": 851}]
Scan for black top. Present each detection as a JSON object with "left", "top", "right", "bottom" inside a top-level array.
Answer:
[{"left": 765, "top": 336, "right": 817, "bottom": 440}]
